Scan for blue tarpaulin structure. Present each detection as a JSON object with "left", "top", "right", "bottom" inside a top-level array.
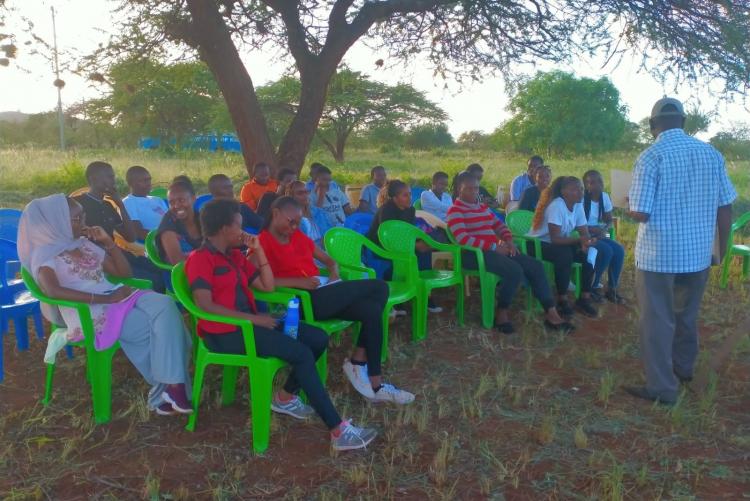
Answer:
[{"left": 139, "top": 134, "right": 241, "bottom": 152}]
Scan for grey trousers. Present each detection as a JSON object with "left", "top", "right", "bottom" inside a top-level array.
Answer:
[
  {"left": 635, "top": 268, "right": 709, "bottom": 401},
  {"left": 120, "top": 292, "right": 193, "bottom": 409}
]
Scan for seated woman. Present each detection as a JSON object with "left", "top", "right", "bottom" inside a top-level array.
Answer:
[
  {"left": 447, "top": 172, "right": 572, "bottom": 333},
  {"left": 285, "top": 180, "right": 323, "bottom": 245},
  {"left": 582, "top": 170, "right": 625, "bottom": 304},
  {"left": 519, "top": 165, "right": 551, "bottom": 212},
  {"left": 18, "top": 194, "right": 193, "bottom": 416},
  {"left": 527, "top": 176, "right": 600, "bottom": 317},
  {"left": 185, "top": 199, "right": 376, "bottom": 451},
  {"left": 366, "top": 179, "right": 441, "bottom": 313},
  {"left": 259, "top": 196, "right": 415, "bottom": 405},
  {"left": 156, "top": 179, "right": 203, "bottom": 265}
]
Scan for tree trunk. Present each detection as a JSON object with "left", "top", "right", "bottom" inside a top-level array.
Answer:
[
  {"left": 184, "top": 0, "right": 277, "bottom": 173},
  {"left": 276, "top": 70, "right": 336, "bottom": 173},
  {"left": 334, "top": 130, "right": 349, "bottom": 163}
]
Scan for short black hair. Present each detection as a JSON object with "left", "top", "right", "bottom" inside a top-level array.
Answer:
[
  {"left": 253, "top": 162, "right": 270, "bottom": 174},
  {"left": 125, "top": 165, "right": 149, "bottom": 185},
  {"left": 208, "top": 173, "right": 230, "bottom": 184},
  {"left": 528, "top": 155, "right": 544, "bottom": 165},
  {"left": 263, "top": 195, "right": 301, "bottom": 229},
  {"left": 370, "top": 165, "right": 386, "bottom": 178},
  {"left": 200, "top": 199, "right": 241, "bottom": 237},
  {"left": 172, "top": 175, "right": 194, "bottom": 193},
  {"left": 432, "top": 171, "right": 449, "bottom": 183},
  {"left": 316, "top": 165, "right": 332, "bottom": 176},
  {"left": 277, "top": 168, "right": 296, "bottom": 181},
  {"left": 168, "top": 180, "right": 195, "bottom": 196},
  {"left": 85, "top": 161, "right": 113, "bottom": 181},
  {"left": 466, "top": 163, "right": 483, "bottom": 174}
]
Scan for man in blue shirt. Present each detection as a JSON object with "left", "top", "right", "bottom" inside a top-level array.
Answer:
[
  {"left": 509, "top": 155, "right": 544, "bottom": 202},
  {"left": 626, "top": 97, "right": 736, "bottom": 405},
  {"left": 358, "top": 165, "right": 387, "bottom": 214}
]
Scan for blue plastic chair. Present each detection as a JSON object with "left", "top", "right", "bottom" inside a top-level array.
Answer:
[
  {"left": 0, "top": 209, "right": 21, "bottom": 242},
  {"left": 194, "top": 194, "right": 213, "bottom": 213},
  {"left": 410, "top": 186, "right": 426, "bottom": 204},
  {"left": 343, "top": 212, "right": 373, "bottom": 235},
  {"left": 0, "top": 239, "right": 44, "bottom": 382}
]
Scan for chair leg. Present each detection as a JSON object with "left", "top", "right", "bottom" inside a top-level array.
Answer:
[
  {"left": 315, "top": 349, "right": 328, "bottom": 387},
  {"left": 742, "top": 255, "right": 749, "bottom": 279},
  {"left": 13, "top": 315, "right": 29, "bottom": 351},
  {"left": 720, "top": 253, "right": 732, "bottom": 289},
  {"left": 32, "top": 306, "right": 44, "bottom": 340},
  {"left": 65, "top": 345, "right": 74, "bottom": 359},
  {"left": 479, "top": 276, "right": 496, "bottom": 329},
  {"left": 248, "top": 368, "right": 274, "bottom": 455},
  {"left": 574, "top": 267, "right": 582, "bottom": 299},
  {"left": 43, "top": 363, "right": 56, "bottom": 405},
  {"left": 0, "top": 331, "right": 4, "bottom": 383},
  {"left": 380, "top": 309, "right": 391, "bottom": 363},
  {"left": 89, "top": 353, "right": 114, "bottom": 424},
  {"left": 186, "top": 355, "right": 207, "bottom": 432},
  {"left": 413, "top": 292, "right": 428, "bottom": 342},
  {"left": 456, "top": 283, "right": 465, "bottom": 327},
  {"left": 221, "top": 365, "right": 240, "bottom": 406}
]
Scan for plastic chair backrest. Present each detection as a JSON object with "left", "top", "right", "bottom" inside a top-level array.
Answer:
[
  {"left": 324, "top": 227, "right": 368, "bottom": 271},
  {"left": 0, "top": 238, "right": 19, "bottom": 295},
  {"left": 171, "top": 262, "right": 199, "bottom": 314},
  {"left": 194, "top": 194, "right": 213, "bottom": 213},
  {"left": 0, "top": 209, "right": 22, "bottom": 242},
  {"left": 144, "top": 230, "right": 173, "bottom": 271},
  {"left": 505, "top": 210, "right": 535, "bottom": 236},
  {"left": 732, "top": 210, "right": 750, "bottom": 234},
  {"left": 410, "top": 186, "right": 426, "bottom": 204},
  {"left": 149, "top": 187, "right": 168, "bottom": 199},
  {"left": 343, "top": 212, "right": 374, "bottom": 235},
  {"left": 413, "top": 199, "right": 422, "bottom": 210}
]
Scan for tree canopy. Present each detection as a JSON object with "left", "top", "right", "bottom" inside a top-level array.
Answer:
[
  {"left": 10, "top": 0, "right": 750, "bottom": 172},
  {"left": 497, "top": 71, "right": 628, "bottom": 155}
]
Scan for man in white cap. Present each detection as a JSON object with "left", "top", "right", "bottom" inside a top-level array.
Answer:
[{"left": 625, "top": 97, "right": 736, "bottom": 404}]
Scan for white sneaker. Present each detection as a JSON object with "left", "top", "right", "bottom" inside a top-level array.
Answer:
[
  {"left": 343, "top": 359, "right": 375, "bottom": 399},
  {"left": 331, "top": 420, "right": 378, "bottom": 451},
  {"left": 593, "top": 281, "right": 604, "bottom": 290},
  {"left": 568, "top": 281, "right": 577, "bottom": 292},
  {"left": 393, "top": 307, "right": 408, "bottom": 316},
  {"left": 368, "top": 383, "right": 415, "bottom": 405}
]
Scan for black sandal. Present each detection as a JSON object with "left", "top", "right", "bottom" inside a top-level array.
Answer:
[
  {"left": 494, "top": 322, "right": 515, "bottom": 334},
  {"left": 544, "top": 320, "right": 575, "bottom": 333}
]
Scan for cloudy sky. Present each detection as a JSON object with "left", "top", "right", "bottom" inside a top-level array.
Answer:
[{"left": 2, "top": 0, "right": 748, "bottom": 139}]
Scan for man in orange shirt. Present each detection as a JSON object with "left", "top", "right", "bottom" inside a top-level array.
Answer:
[{"left": 240, "top": 162, "right": 278, "bottom": 211}]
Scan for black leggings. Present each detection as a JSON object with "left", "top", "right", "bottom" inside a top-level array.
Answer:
[
  {"left": 527, "top": 241, "right": 594, "bottom": 295},
  {"left": 308, "top": 279, "right": 388, "bottom": 378},
  {"left": 463, "top": 250, "right": 555, "bottom": 310},
  {"left": 202, "top": 323, "right": 341, "bottom": 430}
]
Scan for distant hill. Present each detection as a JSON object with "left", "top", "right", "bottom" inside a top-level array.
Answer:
[{"left": 0, "top": 111, "right": 30, "bottom": 123}]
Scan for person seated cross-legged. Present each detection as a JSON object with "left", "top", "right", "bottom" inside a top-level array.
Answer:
[{"left": 185, "top": 199, "right": 377, "bottom": 451}]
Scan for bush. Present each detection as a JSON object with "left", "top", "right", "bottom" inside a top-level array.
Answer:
[{"left": 28, "top": 160, "right": 88, "bottom": 197}]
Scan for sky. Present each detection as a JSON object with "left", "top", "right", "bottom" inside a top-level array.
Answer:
[{"left": 2, "top": 0, "right": 749, "bottom": 140}]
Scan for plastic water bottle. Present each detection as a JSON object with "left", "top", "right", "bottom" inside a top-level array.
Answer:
[
  {"left": 496, "top": 185, "right": 505, "bottom": 207},
  {"left": 283, "top": 298, "right": 300, "bottom": 339}
]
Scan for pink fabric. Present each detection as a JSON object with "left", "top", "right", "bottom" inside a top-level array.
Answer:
[{"left": 95, "top": 290, "right": 149, "bottom": 351}]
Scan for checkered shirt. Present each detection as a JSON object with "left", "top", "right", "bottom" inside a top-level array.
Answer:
[{"left": 629, "top": 128, "right": 736, "bottom": 273}]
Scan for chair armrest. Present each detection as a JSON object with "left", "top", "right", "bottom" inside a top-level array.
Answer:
[
  {"left": 274, "top": 286, "right": 316, "bottom": 320},
  {"left": 107, "top": 275, "right": 153, "bottom": 290},
  {"left": 339, "top": 262, "right": 376, "bottom": 279},
  {"left": 253, "top": 288, "right": 296, "bottom": 306}
]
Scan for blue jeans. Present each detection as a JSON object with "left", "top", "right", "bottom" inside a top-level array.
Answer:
[{"left": 593, "top": 238, "right": 625, "bottom": 289}]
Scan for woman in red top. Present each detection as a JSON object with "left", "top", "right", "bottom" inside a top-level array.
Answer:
[
  {"left": 186, "top": 199, "right": 377, "bottom": 451},
  {"left": 446, "top": 171, "right": 572, "bottom": 334},
  {"left": 259, "top": 196, "right": 415, "bottom": 406}
]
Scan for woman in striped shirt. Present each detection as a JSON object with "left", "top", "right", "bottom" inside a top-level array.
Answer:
[{"left": 447, "top": 171, "right": 573, "bottom": 334}]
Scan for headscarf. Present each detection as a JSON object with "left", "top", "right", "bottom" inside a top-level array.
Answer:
[{"left": 17, "top": 194, "right": 86, "bottom": 324}]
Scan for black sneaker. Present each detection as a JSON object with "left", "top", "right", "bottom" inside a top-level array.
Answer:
[
  {"left": 605, "top": 289, "right": 626, "bottom": 304},
  {"left": 575, "top": 298, "right": 598, "bottom": 318},
  {"left": 557, "top": 301, "right": 574, "bottom": 317},
  {"left": 589, "top": 291, "right": 605, "bottom": 303}
]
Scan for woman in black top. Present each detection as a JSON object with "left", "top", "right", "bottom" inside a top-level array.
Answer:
[
  {"left": 157, "top": 180, "right": 203, "bottom": 265},
  {"left": 519, "top": 165, "right": 552, "bottom": 212},
  {"left": 366, "top": 180, "right": 441, "bottom": 312}
]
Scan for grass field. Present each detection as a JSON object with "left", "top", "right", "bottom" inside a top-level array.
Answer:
[{"left": 1, "top": 147, "right": 749, "bottom": 499}]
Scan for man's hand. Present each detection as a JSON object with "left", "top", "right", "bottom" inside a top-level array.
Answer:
[
  {"left": 250, "top": 314, "right": 278, "bottom": 330},
  {"left": 82, "top": 226, "right": 114, "bottom": 247},
  {"left": 627, "top": 210, "right": 650, "bottom": 223}
]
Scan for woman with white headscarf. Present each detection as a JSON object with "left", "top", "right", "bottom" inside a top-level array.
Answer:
[{"left": 18, "top": 194, "right": 193, "bottom": 416}]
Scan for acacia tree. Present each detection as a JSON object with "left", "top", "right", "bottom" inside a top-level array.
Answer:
[
  {"left": 80, "top": 0, "right": 750, "bottom": 173},
  {"left": 251, "top": 68, "right": 445, "bottom": 162}
]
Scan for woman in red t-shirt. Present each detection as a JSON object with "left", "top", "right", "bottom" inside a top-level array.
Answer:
[{"left": 259, "top": 196, "right": 415, "bottom": 406}]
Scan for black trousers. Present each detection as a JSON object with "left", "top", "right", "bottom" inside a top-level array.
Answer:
[
  {"left": 125, "top": 251, "right": 166, "bottom": 293},
  {"left": 527, "top": 241, "right": 594, "bottom": 295},
  {"left": 463, "top": 250, "right": 555, "bottom": 310},
  {"left": 308, "top": 279, "right": 388, "bottom": 377},
  {"left": 202, "top": 323, "right": 341, "bottom": 429}
]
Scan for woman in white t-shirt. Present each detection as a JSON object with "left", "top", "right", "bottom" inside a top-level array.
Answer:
[
  {"left": 527, "top": 176, "right": 599, "bottom": 317},
  {"left": 583, "top": 170, "right": 625, "bottom": 304}
]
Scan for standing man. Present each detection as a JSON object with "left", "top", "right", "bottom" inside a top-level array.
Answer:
[
  {"left": 625, "top": 97, "right": 735, "bottom": 405},
  {"left": 510, "top": 155, "right": 544, "bottom": 202}
]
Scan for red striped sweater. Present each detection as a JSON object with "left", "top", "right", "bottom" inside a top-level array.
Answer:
[{"left": 446, "top": 199, "right": 512, "bottom": 250}]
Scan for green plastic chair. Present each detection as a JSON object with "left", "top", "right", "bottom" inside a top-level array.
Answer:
[
  {"left": 144, "top": 230, "right": 173, "bottom": 272},
  {"left": 505, "top": 210, "right": 582, "bottom": 299},
  {"left": 720, "top": 211, "right": 750, "bottom": 289},
  {"left": 172, "top": 263, "right": 325, "bottom": 454},
  {"left": 149, "top": 187, "right": 168, "bottom": 199},
  {"left": 377, "top": 220, "right": 464, "bottom": 337},
  {"left": 324, "top": 227, "right": 420, "bottom": 362},
  {"left": 445, "top": 228, "right": 502, "bottom": 328},
  {"left": 413, "top": 199, "right": 422, "bottom": 210},
  {"left": 21, "top": 267, "right": 152, "bottom": 424}
]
